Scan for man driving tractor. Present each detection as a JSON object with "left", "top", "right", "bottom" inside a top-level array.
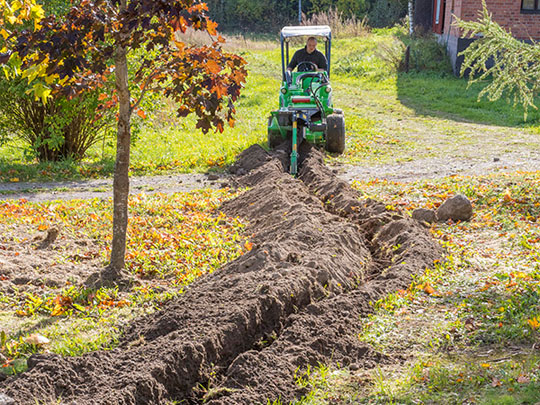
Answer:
[
  {"left": 268, "top": 25, "right": 345, "bottom": 175},
  {"left": 287, "top": 36, "right": 327, "bottom": 72}
]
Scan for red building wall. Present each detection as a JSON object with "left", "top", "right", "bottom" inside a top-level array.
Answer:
[{"left": 444, "top": 0, "right": 540, "bottom": 40}]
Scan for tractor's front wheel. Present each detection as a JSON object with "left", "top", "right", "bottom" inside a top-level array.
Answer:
[{"left": 325, "top": 113, "right": 345, "bottom": 154}]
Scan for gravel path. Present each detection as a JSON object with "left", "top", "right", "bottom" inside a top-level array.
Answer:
[
  {"left": 0, "top": 173, "right": 229, "bottom": 202},
  {"left": 1, "top": 151, "right": 539, "bottom": 201},
  {"left": 338, "top": 152, "right": 540, "bottom": 183}
]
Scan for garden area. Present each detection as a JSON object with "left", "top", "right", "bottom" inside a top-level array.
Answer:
[{"left": 2, "top": 0, "right": 540, "bottom": 404}]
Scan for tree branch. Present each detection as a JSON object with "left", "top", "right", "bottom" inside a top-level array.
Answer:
[{"left": 131, "top": 67, "right": 159, "bottom": 112}]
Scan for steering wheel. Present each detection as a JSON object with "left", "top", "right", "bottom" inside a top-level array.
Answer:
[{"left": 297, "top": 61, "right": 318, "bottom": 72}]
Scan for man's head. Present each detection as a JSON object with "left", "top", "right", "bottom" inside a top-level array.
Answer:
[{"left": 306, "top": 37, "right": 317, "bottom": 54}]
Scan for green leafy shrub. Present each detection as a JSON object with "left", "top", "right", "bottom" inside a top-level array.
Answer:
[
  {"left": 368, "top": 0, "right": 406, "bottom": 28},
  {"left": 301, "top": 8, "right": 370, "bottom": 38},
  {"left": 0, "top": 77, "right": 114, "bottom": 162},
  {"left": 309, "top": 0, "right": 370, "bottom": 19},
  {"left": 376, "top": 35, "right": 452, "bottom": 74},
  {"left": 407, "top": 36, "right": 452, "bottom": 73}
]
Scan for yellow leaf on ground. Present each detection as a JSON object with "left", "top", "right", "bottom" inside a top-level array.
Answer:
[
  {"left": 528, "top": 317, "right": 540, "bottom": 330},
  {"left": 51, "top": 303, "right": 65, "bottom": 316}
]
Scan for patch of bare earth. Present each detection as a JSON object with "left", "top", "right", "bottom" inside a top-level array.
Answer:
[
  {"left": 0, "top": 225, "right": 103, "bottom": 297},
  {"left": 0, "top": 143, "right": 442, "bottom": 404}
]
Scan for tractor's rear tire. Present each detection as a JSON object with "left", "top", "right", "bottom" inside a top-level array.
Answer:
[{"left": 325, "top": 113, "right": 345, "bottom": 154}]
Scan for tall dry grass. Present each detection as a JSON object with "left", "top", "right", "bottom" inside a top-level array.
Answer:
[
  {"left": 301, "top": 9, "right": 370, "bottom": 38},
  {"left": 175, "top": 28, "right": 276, "bottom": 51}
]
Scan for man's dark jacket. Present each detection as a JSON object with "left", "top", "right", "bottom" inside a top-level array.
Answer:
[{"left": 288, "top": 46, "right": 327, "bottom": 71}]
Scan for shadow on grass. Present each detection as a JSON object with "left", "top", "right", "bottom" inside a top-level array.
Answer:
[
  {"left": 0, "top": 157, "right": 116, "bottom": 183},
  {"left": 396, "top": 70, "right": 540, "bottom": 128}
]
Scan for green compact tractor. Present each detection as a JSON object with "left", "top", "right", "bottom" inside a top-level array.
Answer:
[{"left": 267, "top": 25, "right": 345, "bottom": 175}]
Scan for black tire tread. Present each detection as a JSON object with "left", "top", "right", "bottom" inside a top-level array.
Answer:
[{"left": 325, "top": 114, "right": 345, "bottom": 154}]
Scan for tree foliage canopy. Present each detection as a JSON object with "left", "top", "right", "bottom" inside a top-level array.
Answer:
[
  {"left": 205, "top": 0, "right": 406, "bottom": 32},
  {"left": 456, "top": 0, "right": 540, "bottom": 119},
  {"left": 2, "top": 0, "right": 247, "bottom": 132},
  {"left": 1, "top": 0, "right": 248, "bottom": 276}
]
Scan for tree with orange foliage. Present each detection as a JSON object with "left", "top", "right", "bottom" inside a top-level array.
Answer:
[{"left": 3, "top": 0, "right": 247, "bottom": 282}]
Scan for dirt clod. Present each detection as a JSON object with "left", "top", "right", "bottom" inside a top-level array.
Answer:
[
  {"left": 413, "top": 208, "right": 437, "bottom": 224},
  {"left": 1, "top": 144, "right": 442, "bottom": 404},
  {"left": 37, "top": 227, "right": 59, "bottom": 249}
]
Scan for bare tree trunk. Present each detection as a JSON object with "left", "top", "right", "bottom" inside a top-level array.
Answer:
[
  {"left": 108, "top": 41, "right": 131, "bottom": 276},
  {"left": 408, "top": 0, "right": 414, "bottom": 36}
]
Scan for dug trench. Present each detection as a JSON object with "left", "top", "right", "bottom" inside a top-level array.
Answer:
[{"left": 0, "top": 143, "right": 442, "bottom": 405}]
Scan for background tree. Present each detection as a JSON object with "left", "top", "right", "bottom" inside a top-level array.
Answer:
[
  {"left": 3, "top": 0, "right": 247, "bottom": 281},
  {"left": 204, "top": 0, "right": 405, "bottom": 32},
  {"left": 456, "top": 1, "right": 540, "bottom": 119}
]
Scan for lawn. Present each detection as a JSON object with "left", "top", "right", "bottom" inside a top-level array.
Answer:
[{"left": 1, "top": 27, "right": 540, "bottom": 182}]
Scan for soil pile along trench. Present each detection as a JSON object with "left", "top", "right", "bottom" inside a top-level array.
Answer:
[{"left": 1, "top": 144, "right": 442, "bottom": 405}]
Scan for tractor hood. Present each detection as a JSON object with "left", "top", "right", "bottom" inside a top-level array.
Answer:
[{"left": 280, "top": 25, "right": 331, "bottom": 40}]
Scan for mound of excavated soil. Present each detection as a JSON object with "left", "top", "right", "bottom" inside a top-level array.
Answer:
[{"left": 1, "top": 143, "right": 442, "bottom": 405}]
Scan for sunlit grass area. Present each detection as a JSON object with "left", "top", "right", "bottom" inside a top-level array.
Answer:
[
  {"left": 1, "top": 27, "right": 540, "bottom": 182},
  {"left": 296, "top": 170, "right": 540, "bottom": 404}
]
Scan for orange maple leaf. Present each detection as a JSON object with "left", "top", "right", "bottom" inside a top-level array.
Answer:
[{"left": 206, "top": 60, "right": 221, "bottom": 75}]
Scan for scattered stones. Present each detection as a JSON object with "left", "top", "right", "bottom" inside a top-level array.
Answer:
[
  {"left": 412, "top": 208, "right": 437, "bottom": 224},
  {"left": 436, "top": 194, "right": 473, "bottom": 222}
]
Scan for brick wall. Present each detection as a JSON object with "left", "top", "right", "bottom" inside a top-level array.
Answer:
[{"left": 444, "top": 0, "right": 540, "bottom": 39}]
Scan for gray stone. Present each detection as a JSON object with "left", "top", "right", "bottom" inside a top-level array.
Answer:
[
  {"left": 207, "top": 174, "right": 219, "bottom": 181},
  {"left": 436, "top": 194, "right": 473, "bottom": 222},
  {"left": 0, "top": 393, "right": 15, "bottom": 405},
  {"left": 412, "top": 208, "right": 437, "bottom": 224}
]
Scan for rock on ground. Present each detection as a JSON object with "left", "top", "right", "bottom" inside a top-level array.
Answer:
[
  {"left": 437, "top": 194, "right": 473, "bottom": 222},
  {"left": 412, "top": 208, "right": 437, "bottom": 224}
]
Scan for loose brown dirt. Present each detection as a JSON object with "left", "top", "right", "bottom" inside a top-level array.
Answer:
[{"left": 0, "top": 143, "right": 442, "bottom": 404}]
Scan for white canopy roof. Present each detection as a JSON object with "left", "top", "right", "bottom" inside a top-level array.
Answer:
[{"left": 280, "top": 25, "right": 331, "bottom": 39}]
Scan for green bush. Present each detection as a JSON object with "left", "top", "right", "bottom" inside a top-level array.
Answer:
[
  {"left": 368, "top": 0, "right": 407, "bottom": 28},
  {"left": 206, "top": 0, "right": 405, "bottom": 32},
  {"left": 407, "top": 36, "right": 452, "bottom": 73},
  {"left": 0, "top": 78, "right": 114, "bottom": 162},
  {"left": 309, "top": 0, "right": 370, "bottom": 19},
  {"left": 37, "top": 0, "right": 75, "bottom": 16}
]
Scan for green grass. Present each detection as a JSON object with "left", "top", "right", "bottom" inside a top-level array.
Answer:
[
  {"left": 295, "top": 171, "right": 540, "bottom": 404},
  {"left": 2, "top": 28, "right": 540, "bottom": 182}
]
